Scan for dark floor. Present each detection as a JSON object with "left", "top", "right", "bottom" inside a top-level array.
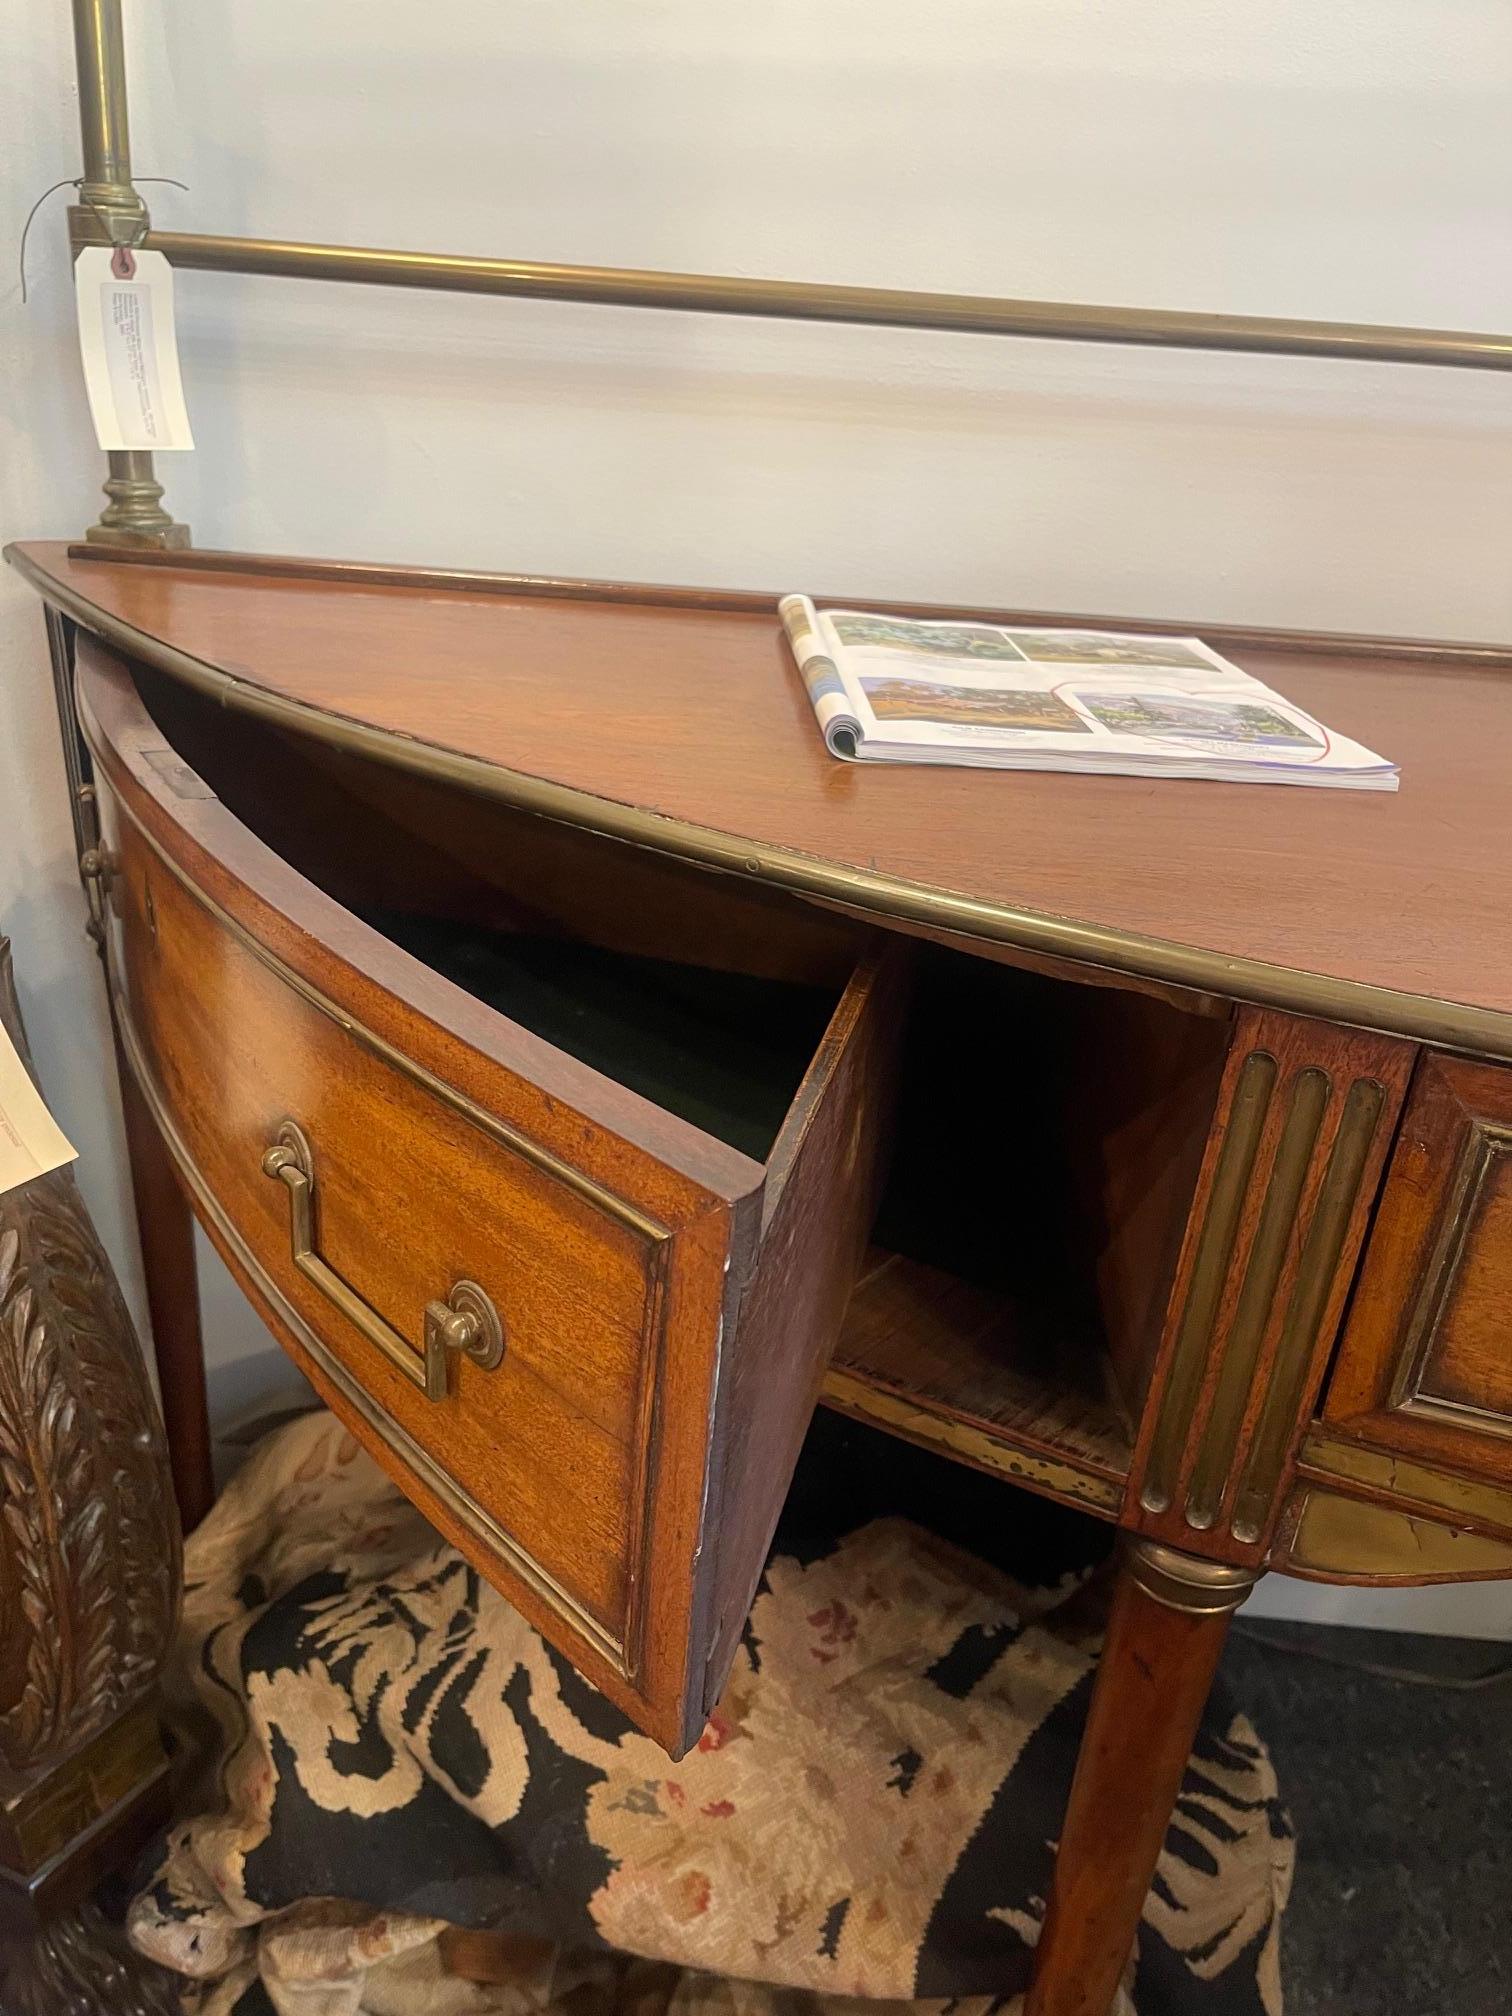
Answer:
[{"left": 1223, "top": 1623, "right": 1512, "bottom": 2016}]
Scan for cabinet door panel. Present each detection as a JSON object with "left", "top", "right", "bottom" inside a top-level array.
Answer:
[{"left": 1326, "top": 1052, "right": 1512, "bottom": 1483}]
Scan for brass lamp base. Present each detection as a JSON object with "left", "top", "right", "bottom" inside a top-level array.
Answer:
[{"left": 85, "top": 452, "right": 190, "bottom": 550}]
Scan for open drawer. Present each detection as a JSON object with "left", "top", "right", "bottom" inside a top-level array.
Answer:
[{"left": 76, "top": 636, "right": 906, "bottom": 1755}]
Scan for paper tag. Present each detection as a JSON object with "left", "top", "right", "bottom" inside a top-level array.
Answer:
[
  {"left": 74, "top": 245, "right": 194, "bottom": 452},
  {"left": 0, "top": 1022, "right": 77, "bottom": 1199}
]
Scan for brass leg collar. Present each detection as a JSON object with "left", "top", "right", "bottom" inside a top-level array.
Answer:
[{"left": 1125, "top": 1538, "right": 1258, "bottom": 1617}]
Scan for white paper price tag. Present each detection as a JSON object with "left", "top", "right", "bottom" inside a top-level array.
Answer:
[
  {"left": 0, "top": 1022, "right": 77, "bottom": 1199},
  {"left": 74, "top": 245, "right": 194, "bottom": 452}
]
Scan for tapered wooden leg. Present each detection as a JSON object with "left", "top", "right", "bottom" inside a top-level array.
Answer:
[
  {"left": 1025, "top": 1540, "right": 1257, "bottom": 2016},
  {"left": 116, "top": 1045, "right": 215, "bottom": 1531}
]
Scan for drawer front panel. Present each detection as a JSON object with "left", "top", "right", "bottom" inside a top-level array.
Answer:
[
  {"left": 76, "top": 635, "right": 895, "bottom": 1757},
  {"left": 1326, "top": 1052, "right": 1512, "bottom": 1479},
  {"left": 112, "top": 808, "right": 664, "bottom": 1649}
]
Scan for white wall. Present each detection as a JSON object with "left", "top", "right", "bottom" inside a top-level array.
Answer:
[{"left": 5, "top": 1, "right": 1512, "bottom": 1628}]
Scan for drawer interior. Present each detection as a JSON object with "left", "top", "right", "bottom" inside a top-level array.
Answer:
[{"left": 357, "top": 911, "right": 838, "bottom": 1160}]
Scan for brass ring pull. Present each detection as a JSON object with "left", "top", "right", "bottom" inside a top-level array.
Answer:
[{"left": 261, "top": 1118, "right": 503, "bottom": 1402}]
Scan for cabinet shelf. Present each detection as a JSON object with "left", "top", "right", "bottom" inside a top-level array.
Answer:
[{"left": 824, "top": 1248, "right": 1132, "bottom": 1518}]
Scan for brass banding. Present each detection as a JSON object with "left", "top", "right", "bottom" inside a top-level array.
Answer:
[
  {"left": 1284, "top": 1490, "right": 1512, "bottom": 1584},
  {"left": 57, "top": 547, "right": 1512, "bottom": 667},
  {"left": 1298, "top": 1430, "right": 1512, "bottom": 1544},
  {"left": 1184, "top": 1067, "right": 1331, "bottom": 1530},
  {"left": 818, "top": 1366, "right": 1124, "bottom": 1517},
  {"left": 1229, "top": 1078, "right": 1386, "bottom": 1542},
  {"left": 1142, "top": 1051, "right": 1277, "bottom": 1513},
  {"left": 1124, "top": 1539, "right": 1258, "bottom": 1618}
]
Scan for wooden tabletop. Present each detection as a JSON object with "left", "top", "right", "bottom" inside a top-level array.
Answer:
[{"left": 11, "top": 541, "right": 1512, "bottom": 1057}]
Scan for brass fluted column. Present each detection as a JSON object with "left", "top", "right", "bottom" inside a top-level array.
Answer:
[{"left": 69, "top": 0, "right": 189, "bottom": 549}]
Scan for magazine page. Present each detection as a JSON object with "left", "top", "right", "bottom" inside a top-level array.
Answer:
[{"left": 799, "top": 606, "right": 1396, "bottom": 787}]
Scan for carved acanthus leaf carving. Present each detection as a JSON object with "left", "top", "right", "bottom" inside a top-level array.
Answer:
[{"left": 0, "top": 943, "right": 180, "bottom": 1776}]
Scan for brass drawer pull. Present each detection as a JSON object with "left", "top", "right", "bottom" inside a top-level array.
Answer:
[{"left": 261, "top": 1118, "right": 503, "bottom": 1401}]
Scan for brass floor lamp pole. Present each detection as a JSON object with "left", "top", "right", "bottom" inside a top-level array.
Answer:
[
  {"left": 69, "top": 0, "right": 189, "bottom": 549},
  {"left": 64, "top": 0, "right": 1512, "bottom": 552}
]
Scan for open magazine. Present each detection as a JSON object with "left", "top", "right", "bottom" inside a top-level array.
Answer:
[{"left": 779, "top": 597, "right": 1398, "bottom": 791}]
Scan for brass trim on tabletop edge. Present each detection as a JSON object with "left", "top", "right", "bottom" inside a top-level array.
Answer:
[
  {"left": 17, "top": 555, "right": 1512, "bottom": 1066},
  {"left": 50, "top": 543, "right": 1512, "bottom": 667}
]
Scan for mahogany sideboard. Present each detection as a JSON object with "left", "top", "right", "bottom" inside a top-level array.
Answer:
[{"left": 11, "top": 539, "right": 1512, "bottom": 2016}]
